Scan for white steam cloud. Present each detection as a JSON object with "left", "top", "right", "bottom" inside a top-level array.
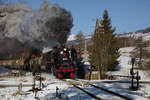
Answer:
[{"left": 0, "top": 1, "right": 73, "bottom": 56}]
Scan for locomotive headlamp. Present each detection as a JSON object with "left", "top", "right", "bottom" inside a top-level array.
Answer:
[
  {"left": 64, "top": 48, "right": 67, "bottom": 51},
  {"left": 60, "top": 51, "right": 63, "bottom": 54}
]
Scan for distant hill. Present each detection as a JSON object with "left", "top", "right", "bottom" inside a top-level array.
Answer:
[
  {"left": 136, "top": 27, "right": 150, "bottom": 33},
  {"left": 117, "top": 26, "right": 150, "bottom": 41},
  {"left": 67, "top": 34, "right": 92, "bottom": 44},
  {"left": 68, "top": 26, "right": 150, "bottom": 44}
]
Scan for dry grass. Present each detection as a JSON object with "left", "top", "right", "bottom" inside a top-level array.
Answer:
[
  {"left": 0, "top": 94, "right": 5, "bottom": 97},
  {"left": 134, "top": 67, "right": 146, "bottom": 70},
  {"left": 0, "top": 78, "right": 5, "bottom": 81},
  {"left": 19, "top": 79, "right": 28, "bottom": 82},
  {"left": 84, "top": 73, "right": 116, "bottom": 80},
  {"left": 84, "top": 74, "right": 90, "bottom": 80},
  {"left": 91, "top": 73, "right": 99, "bottom": 80},
  {"left": 0, "top": 72, "right": 26, "bottom": 78},
  {"left": 0, "top": 73, "right": 12, "bottom": 78},
  {"left": 12, "top": 91, "right": 20, "bottom": 96},
  {"left": 105, "top": 75, "right": 116, "bottom": 80},
  {"left": 35, "top": 76, "right": 46, "bottom": 81},
  {"left": 84, "top": 73, "right": 99, "bottom": 80}
]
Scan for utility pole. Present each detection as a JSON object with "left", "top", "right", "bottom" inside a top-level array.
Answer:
[
  {"left": 85, "top": 39, "right": 87, "bottom": 52},
  {"left": 94, "top": 18, "right": 102, "bottom": 80},
  {"left": 130, "top": 58, "right": 135, "bottom": 89}
]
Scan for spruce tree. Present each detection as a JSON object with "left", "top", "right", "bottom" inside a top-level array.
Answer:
[
  {"left": 90, "top": 18, "right": 102, "bottom": 79},
  {"left": 100, "top": 9, "right": 119, "bottom": 72},
  {"left": 90, "top": 9, "right": 120, "bottom": 79}
]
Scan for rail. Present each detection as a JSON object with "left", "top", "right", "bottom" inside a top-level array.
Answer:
[
  {"left": 72, "top": 79, "right": 134, "bottom": 100},
  {"left": 62, "top": 79, "right": 103, "bottom": 100}
]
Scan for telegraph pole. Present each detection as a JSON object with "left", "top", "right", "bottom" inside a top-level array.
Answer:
[
  {"left": 94, "top": 18, "right": 102, "bottom": 79},
  {"left": 85, "top": 39, "right": 87, "bottom": 52}
]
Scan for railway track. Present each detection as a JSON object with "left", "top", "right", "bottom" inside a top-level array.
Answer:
[
  {"left": 109, "top": 75, "right": 150, "bottom": 84},
  {"left": 62, "top": 79, "right": 134, "bottom": 100},
  {"left": 0, "top": 84, "right": 34, "bottom": 88},
  {"left": 99, "top": 80, "right": 150, "bottom": 84},
  {"left": 62, "top": 79, "right": 103, "bottom": 100},
  {"left": 112, "top": 75, "right": 131, "bottom": 78}
]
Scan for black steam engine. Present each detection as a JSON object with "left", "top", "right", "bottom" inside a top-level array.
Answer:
[{"left": 44, "top": 46, "right": 79, "bottom": 78}]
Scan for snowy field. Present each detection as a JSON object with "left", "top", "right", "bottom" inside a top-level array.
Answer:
[{"left": 0, "top": 47, "right": 150, "bottom": 100}]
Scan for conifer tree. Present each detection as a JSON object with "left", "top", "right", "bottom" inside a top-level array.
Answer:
[
  {"left": 100, "top": 9, "right": 119, "bottom": 72},
  {"left": 90, "top": 9, "right": 120, "bottom": 79},
  {"left": 90, "top": 18, "right": 103, "bottom": 79}
]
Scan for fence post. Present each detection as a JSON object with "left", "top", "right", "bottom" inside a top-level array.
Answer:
[
  {"left": 56, "top": 86, "right": 59, "bottom": 97},
  {"left": 136, "top": 71, "right": 140, "bottom": 89},
  {"left": 18, "top": 83, "right": 22, "bottom": 94},
  {"left": 130, "top": 58, "right": 136, "bottom": 90}
]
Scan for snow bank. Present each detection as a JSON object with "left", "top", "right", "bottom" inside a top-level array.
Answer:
[{"left": 0, "top": 66, "right": 11, "bottom": 76}]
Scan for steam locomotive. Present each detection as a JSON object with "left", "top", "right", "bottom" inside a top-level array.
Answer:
[
  {"left": 43, "top": 46, "right": 79, "bottom": 78},
  {"left": 0, "top": 46, "right": 79, "bottom": 79}
]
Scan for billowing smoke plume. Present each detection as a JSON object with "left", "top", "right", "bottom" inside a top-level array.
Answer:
[{"left": 0, "top": 1, "right": 73, "bottom": 58}]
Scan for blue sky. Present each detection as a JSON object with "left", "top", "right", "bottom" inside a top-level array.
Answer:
[{"left": 25, "top": 0, "right": 150, "bottom": 34}]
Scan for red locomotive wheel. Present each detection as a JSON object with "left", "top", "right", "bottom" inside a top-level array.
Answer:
[
  {"left": 62, "top": 69, "right": 66, "bottom": 72},
  {"left": 58, "top": 73, "right": 63, "bottom": 78},
  {"left": 68, "top": 69, "right": 72, "bottom": 72},
  {"left": 70, "top": 73, "right": 75, "bottom": 78}
]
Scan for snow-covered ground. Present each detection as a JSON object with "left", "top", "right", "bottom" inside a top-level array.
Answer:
[
  {"left": 0, "top": 72, "right": 94, "bottom": 100},
  {"left": 107, "top": 47, "right": 150, "bottom": 99},
  {"left": 0, "top": 66, "right": 11, "bottom": 76},
  {"left": 108, "top": 47, "right": 135, "bottom": 77},
  {"left": 0, "top": 72, "right": 149, "bottom": 100},
  {"left": 0, "top": 47, "right": 150, "bottom": 100},
  {"left": 108, "top": 47, "right": 150, "bottom": 81}
]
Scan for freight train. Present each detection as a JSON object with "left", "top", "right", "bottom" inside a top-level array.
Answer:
[{"left": 0, "top": 46, "right": 80, "bottom": 78}]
